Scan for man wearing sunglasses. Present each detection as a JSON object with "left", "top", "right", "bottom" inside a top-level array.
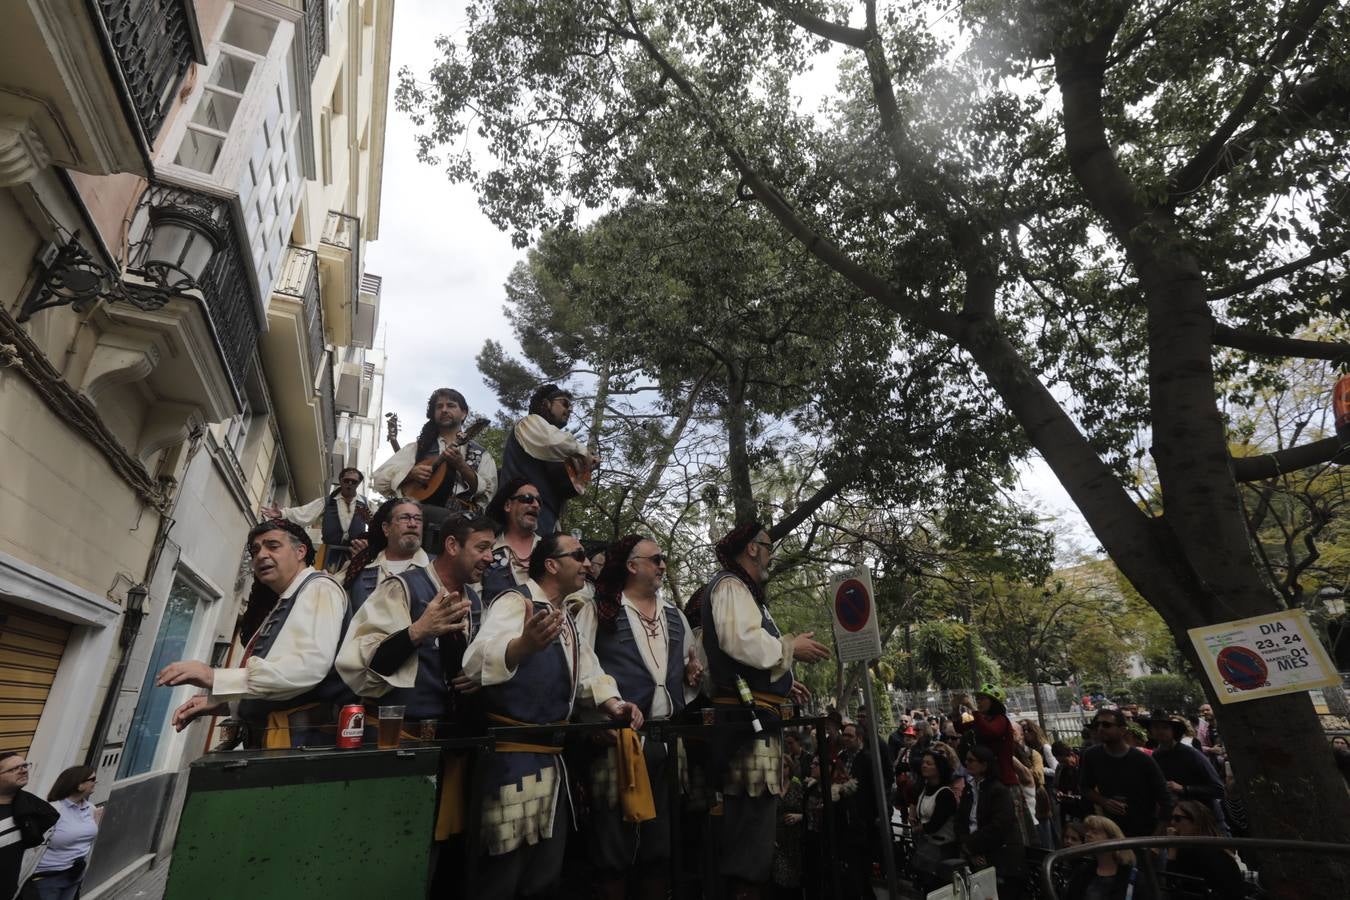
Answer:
[
  {"left": 500, "top": 384, "right": 599, "bottom": 534},
  {"left": 573, "top": 536, "right": 703, "bottom": 900},
  {"left": 701, "top": 522, "right": 830, "bottom": 896},
  {"left": 480, "top": 478, "right": 544, "bottom": 604},
  {"left": 1079, "top": 708, "right": 1171, "bottom": 837},
  {"left": 261, "top": 466, "right": 370, "bottom": 573},
  {"left": 463, "top": 532, "right": 641, "bottom": 898}
]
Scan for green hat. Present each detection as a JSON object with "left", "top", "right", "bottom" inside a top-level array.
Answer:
[{"left": 975, "top": 683, "right": 1006, "bottom": 703}]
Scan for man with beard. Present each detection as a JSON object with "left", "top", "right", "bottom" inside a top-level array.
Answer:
[
  {"left": 462, "top": 532, "right": 643, "bottom": 899},
  {"left": 343, "top": 497, "right": 431, "bottom": 612},
  {"left": 574, "top": 535, "right": 703, "bottom": 900},
  {"left": 159, "top": 519, "right": 354, "bottom": 747},
  {"left": 261, "top": 467, "right": 370, "bottom": 573},
  {"left": 500, "top": 384, "right": 596, "bottom": 533},
  {"left": 374, "top": 388, "right": 497, "bottom": 513},
  {"left": 702, "top": 522, "right": 830, "bottom": 900},
  {"left": 479, "top": 478, "right": 542, "bottom": 604}
]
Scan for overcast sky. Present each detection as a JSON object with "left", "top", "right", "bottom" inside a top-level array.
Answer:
[{"left": 363, "top": 0, "right": 1096, "bottom": 555}]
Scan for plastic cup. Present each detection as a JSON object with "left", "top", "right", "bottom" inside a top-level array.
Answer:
[{"left": 377, "top": 705, "right": 405, "bottom": 749}]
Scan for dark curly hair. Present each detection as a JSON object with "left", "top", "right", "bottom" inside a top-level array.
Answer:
[
  {"left": 238, "top": 519, "right": 316, "bottom": 643},
  {"left": 592, "top": 535, "right": 648, "bottom": 630},
  {"left": 415, "top": 389, "right": 469, "bottom": 461},
  {"left": 344, "top": 497, "right": 421, "bottom": 588}
]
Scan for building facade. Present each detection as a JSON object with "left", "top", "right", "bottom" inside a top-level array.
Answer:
[{"left": 0, "top": 1, "right": 394, "bottom": 893}]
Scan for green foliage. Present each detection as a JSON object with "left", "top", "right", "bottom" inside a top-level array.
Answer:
[
  {"left": 1129, "top": 674, "right": 1207, "bottom": 714},
  {"left": 913, "top": 620, "right": 1000, "bottom": 689}
]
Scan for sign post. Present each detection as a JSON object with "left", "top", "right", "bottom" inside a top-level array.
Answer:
[
  {"left": 1188, "top": 609, "right": 1338, "bottom": 704},
  {"left": 830, "top": 567, "right": 900, "bottom": 899}
]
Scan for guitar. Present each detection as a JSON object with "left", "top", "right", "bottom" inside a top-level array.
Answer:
[
  {"left": 400, "top": 418, "right": 490, "bottom": 502},
  {"left": 385, "top": 412, "right": 400, "bottom": 452}
]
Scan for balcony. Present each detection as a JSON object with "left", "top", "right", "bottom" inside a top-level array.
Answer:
[
  {"left": 353, "top": 273, "right": 381, "bottom": 349},
  {"left": 0, "top": 0, "right": 203, "bottom": 183},
  {"left": 334, "top": 361, "right": 370, "bottom": 417},
  {"left": 305, "top": 1, "right": 328, "bottom": 83},
  {"left": 317, "top": 211, "right": 361, "bottom": 347},
  {"left": 75, "top": 183, "right": 262, "bottom": 437},
  {"left": 260, "top": 246, "right": 333, "bottom": 499}
]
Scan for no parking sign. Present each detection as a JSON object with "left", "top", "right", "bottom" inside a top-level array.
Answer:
[
  {"left": 830, "top": 567, "right": 883, "bottom": 663},
  {"left": 1189, "top": 610, "right": 1337, "bottom": 704}
]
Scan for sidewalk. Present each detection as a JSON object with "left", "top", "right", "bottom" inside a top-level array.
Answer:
[{"left": 96, "top": 860, "right": 169, "bottom": 900}]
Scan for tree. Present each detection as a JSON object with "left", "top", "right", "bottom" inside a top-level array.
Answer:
[{"left": 399, "top": 0, "right": 1350, "bottom": 875}]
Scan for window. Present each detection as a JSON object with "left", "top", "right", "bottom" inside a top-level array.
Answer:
[{"left": 118, "top": 578, "right": 211, "bottom": 779}]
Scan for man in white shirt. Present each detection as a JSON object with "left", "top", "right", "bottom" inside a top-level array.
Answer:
[
  {"left": 462, "top": 532, "right": 642, "bottom": 899},
  {"left": 574, "top": 535, "right": 703, "bottom": 900},
  {"left": 261, "top": 467, "right": 370, "bottom": 573},
  {"left": 702, "top": 522, "right": 829, "bottom": 894},
  {"left": 479, "top": 478, "right": 542, "bottom": 604},
  {"left": 158, "top": 519, "right": 354, "bottom": 748},
  {"left": 343, "top": 497, "right": 432, "bottom": 612},
  {"left": 373, "top": 388, "right": 497, "bottom": 512},
  {"left": 500, "top": 384, "right": 597, "bottom": 533}
]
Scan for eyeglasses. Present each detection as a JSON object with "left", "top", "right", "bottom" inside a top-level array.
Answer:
[
  {"left": 392, "top": 514, "right": 423, "bottom": 525},
  {"left": 551, "top": 549, "right": 588, "bottom": 562},
  {"left": 0, "top": 763, "right": 32, "bottom": 776},
  {"left": 631, "top": 553, "right": 667, "bottom": 566},
  {"left": 510, "top": 494, "right": 542, "bottom": 505},
  {"left": 340, "top": 478, "right": 361, "bottom": 486}
]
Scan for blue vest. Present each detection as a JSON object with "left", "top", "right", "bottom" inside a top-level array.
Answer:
[
  {"left": 321, "top": 494, "right": 368, "bottom": 546},
  {"left": 381, "top": 568, "right": 484, "bottom": 720},
  {"left": 481, "top": 588, "right": 576, "bottom": 790},
  {"left": 593, "top": 602, "right": 686, "bottom": 719},
  {"left": 501, "top": 425, "right": 576, "bottom": 534},
  {"left": 347, "top": 565, "right": 382, "bottom": 614},
  {"left": 238, "top": 571, "right": 356, "bottom": 723},
  {"left": 416, "top": 439, "right": 487, "bottom": 508},
  {"left": 701, "top": 571, "right": 794, "bottom": 699},
  {"left": 480, "top": 544, "right": 524, "bottom": 606}
]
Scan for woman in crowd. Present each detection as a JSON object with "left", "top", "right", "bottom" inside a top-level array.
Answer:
[
  {"left": 908, "top": 750, "right": 960, "bottom": 890},
  {"left": 23, "top": 766, "right": 100, "bottom": 900},
  {"left": 1163, "top": 799, "right": 1244, "bottom": 897},
  {"left": 1020, "top": 720, "right": 1056, "bottom": 778},
  {"left": 771, "top": 755, "right": 805, "bottom": 899},
  {"left": 953, "top": 685, "right": 1017, "bottom": 788},
  {"left": 1063, "top": 815, "right": 1155, "bottom": 900}
]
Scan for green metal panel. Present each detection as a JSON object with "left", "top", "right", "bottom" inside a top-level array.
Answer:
[{"left": 164, "top": 746, "right": 439, "bottom": 899}]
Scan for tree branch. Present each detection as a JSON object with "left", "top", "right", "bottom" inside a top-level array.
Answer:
[
  {"left": 1232, "top": 437, "right": 1350, "bottom": 482},
  {"left": 755, "top": 0, "right": 866, "bottom": 47},
  {"left": 1213, "top": 324, "right": 1350, "bottom": 363},
  {"left": 1208, "top": 243, "right": 1348, "bottom": 301},
  {"left": 1167, "top": 0, "right": 1338, "bottom": 202},
  {"left": 768, "top": 470, "right": 852, "bottom": 541}
]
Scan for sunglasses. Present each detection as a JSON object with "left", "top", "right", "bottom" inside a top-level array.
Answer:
[
  {"left": 510, "top": 494, "right": 542, "bottom": 505},
  {"left": 631, "top": 553, "right": 667, "bottom": 566},
  {"left": 551, "top": 549, "right": 588, "bottom": 562},
  {"left": 340, "top": 478, "right": 361, "bottom": 486},
  {"left": 0, "top": 763, "right": 32, "bottom": 776}
]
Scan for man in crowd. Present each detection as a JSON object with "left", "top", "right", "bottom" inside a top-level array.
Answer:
[
  {"left": 574, "top": 535, "right": 702, "bottom": 900},
  {"left": 479, "top": 478, "right": 542, "bottom": 603},
  {"left": 956, "top": 744, "right": 1024, "bottom": 899},
  {"left": 840, "top": 722, "right": 881, "bottom": 898},
  {"left": 261, "top": 467, "right": 369, "bottom": 573},
  {"left": 1079, "top": 707, "right": 1170, "bottom": 836},
  {"left": 500, "top": 384, "right": 596, "bottom": 533},
  {"left": 343, "top": 497, "right": 431, "bottom": 612},
  {"left": 702, "top": 522, "right": 830, "bottom": 898},
  {"left": 1145, "top": 711, "right": 1226, "bottom": 831},
  {"left": 159, "top": 519, "right": 353, "bottom": 748},
  {"left": 0, "top": 752, "right": 57, "bottom": 899},
  {"left": 462, "top": 533, "right": 643, "bottom": 899},
  {"left": 373, "top": 388, "right": 497, "bottom": 513}
]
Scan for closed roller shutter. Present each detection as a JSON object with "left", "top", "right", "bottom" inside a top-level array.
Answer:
[{"left": 0, "top": 601, "right": 71, "bottom": 753}]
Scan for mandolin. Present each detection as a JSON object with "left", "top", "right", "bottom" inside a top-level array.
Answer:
[{"left": 400, "top": 418, "right": 490, "bottom": 502}]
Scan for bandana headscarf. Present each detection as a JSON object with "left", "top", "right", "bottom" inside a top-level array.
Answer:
[{"left": 713, "top": 521, "right": 767, "bottom": 608}]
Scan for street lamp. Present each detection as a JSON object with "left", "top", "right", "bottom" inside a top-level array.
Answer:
[{"left": 121, "top": 583, "right": 149, "bottom": 648}]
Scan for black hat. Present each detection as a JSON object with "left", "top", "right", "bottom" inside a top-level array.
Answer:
[{"left": 1141, "top": 710, "right": 1187, "bottom": 736}]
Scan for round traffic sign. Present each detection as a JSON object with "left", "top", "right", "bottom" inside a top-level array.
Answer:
[
  {"left": 834, "top": 579, "right": 871, "bottom": 633},
  {"left": 1216, "top": 645, "right": 1268, "bottom": 691}
]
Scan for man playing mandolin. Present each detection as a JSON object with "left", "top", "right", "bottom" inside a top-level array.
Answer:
[{"left": 374, "top": 388, "right": 497, "bottom": 514}]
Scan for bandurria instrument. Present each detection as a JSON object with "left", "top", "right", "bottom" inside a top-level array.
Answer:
[{"left": 400, "top": 418, "right": 490, "bottom": 502}]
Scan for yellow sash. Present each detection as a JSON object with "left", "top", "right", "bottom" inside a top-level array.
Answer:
[
  {"left": 615, "top": 727, "right": 656, "bottom": 824},
  {"left": 711, "top": 690, "right": 792, "bottom": 717},
  {"left": 487, "top": 712, "right": 567, "bottom": 754},
  {"left": 261, "top": 702, "right": 323, "bottom": 749}
]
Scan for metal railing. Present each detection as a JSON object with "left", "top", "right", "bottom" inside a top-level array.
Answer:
[
  {"left": 1039, "top": 836, "right": 1350, "bottom": 899},
  {"left": 275, "top": 247, "right": 325, "bottom": 374},
  {"left": 93, "top": 0, "right": 199, "bottom": 144},
  {"left": 304, "top": 0, "right": 327, "bottom": 82}
]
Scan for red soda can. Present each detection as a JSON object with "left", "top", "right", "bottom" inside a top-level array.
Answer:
[{"left": 337, "top": 704, "right": 364, "bottom": 749}]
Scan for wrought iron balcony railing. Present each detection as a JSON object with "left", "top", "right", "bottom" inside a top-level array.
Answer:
[
  {"left": 275, "top": 247, "right": 325, "bottom": 374},
  {"left": 305, "top": 0, "right": 328, "bottom": 82},
  {"left": 128, "top": 184, "right": 263, "bottom": 395},
  {"left": 93, "top": 0, "right": 202, "bottom": 145}
]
